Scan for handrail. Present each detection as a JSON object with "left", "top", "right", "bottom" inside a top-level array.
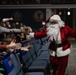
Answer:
[{"left": 0, "top": 4, "right": 76, "bottom": 9}]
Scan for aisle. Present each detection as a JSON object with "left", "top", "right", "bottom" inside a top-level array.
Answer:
[{"left": 66, "top": 40, "right": 76, "bottom": 75}]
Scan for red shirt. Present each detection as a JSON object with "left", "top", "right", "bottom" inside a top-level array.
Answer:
[{"left": 0, "top": 45, "right": 7, "bottom": 52}]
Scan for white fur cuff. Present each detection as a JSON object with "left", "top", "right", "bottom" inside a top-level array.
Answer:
[
  {"left": 48, "top": 49, "right": 55, "bottom": 56},
  {"left": 26, "top": 32, "right": 34, "bottom": 39},
  {"left": 29, "top": 33, "right": 34, "bottom": 38}
]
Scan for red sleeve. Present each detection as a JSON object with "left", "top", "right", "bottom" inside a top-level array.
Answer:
[
  {"left": 34, "top": 30, "right": 47, "bottom": 39},
  {"left": 0, "top": 45, "right": 7, "bottom": 52},
  {"left": 63, "top": 25, "right": 76, "bottom": 38}
]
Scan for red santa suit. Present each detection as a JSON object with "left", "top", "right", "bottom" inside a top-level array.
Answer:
[{"left": 28, "top": 15, "right": 76, "bottom": 75}]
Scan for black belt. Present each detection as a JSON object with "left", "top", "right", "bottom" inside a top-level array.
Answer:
[{"left": 56, "top": 40, "right": 68, "bottom": 47}]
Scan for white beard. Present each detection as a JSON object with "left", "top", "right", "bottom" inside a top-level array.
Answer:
[{"left": 47, "top": 24, "right": 60, "bottom": 41}]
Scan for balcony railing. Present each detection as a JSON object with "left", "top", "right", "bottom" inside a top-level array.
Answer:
[
  {"left": 0, "top": 0, "right": 76, "bottom": 9},
  {"left": 0, "top": 0, "right": 76, "bottom": 5}
]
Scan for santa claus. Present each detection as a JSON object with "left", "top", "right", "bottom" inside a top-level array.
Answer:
[{"left": 26, "top": 14, "right": 76, "bottom": 75}]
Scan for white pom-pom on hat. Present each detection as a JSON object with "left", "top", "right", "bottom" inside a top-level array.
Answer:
[{"left": 42, "top": 21, "right": 46, "bottom": 25}]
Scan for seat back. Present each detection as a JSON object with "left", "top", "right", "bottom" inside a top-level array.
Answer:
[
  {"left": 10, "top": 53, "right": 24, "bottom": 75},
  {"left": 3, "top": 55, "right": 16, "bottom": 75}
]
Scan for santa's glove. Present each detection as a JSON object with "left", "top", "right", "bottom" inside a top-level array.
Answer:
[{"left": 26, "top": 32, "right": 34, "bottom": 40}]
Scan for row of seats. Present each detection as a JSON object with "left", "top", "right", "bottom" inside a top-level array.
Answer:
[{"left": 1, "top": 37, "right": 50, "bottom": 75}]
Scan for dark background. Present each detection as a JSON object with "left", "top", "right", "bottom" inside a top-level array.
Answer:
[{"left": 0, "top": 9, "right": 46, "bottom": 30}]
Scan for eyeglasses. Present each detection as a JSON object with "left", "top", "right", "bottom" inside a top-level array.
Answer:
[{"left": 50, "top": 20, "right": 58, "bottom": 24}]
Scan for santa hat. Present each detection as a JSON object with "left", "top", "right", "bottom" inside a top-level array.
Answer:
[{"left": 50, "top": 14, "right": 61, "bottom": 21}]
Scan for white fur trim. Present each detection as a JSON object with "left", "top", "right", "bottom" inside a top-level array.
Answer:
[
  {"left": 26, "top": 33, "right": 34, "bottom": 39},
  {"left": 50, "top": 15, "right": 61, "bottom": 21},
  {"left": 56, "top": 47, "right": 71, "bottom": 57},
  {"left": 49, "top": 48, "right": 71, "bottom": 57},
  {"left": 29, "top": 33, "right": 34, "bottom": 38},
  {"left": 48, "top": 49, "right": 55, "bottom": 56},
  {"left": 56, "top": 31, "right": 61, "bottom": 44}
]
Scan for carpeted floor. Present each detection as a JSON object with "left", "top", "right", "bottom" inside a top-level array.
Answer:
[
  {"left": 65, "top": 40, "right": 76, "bottom": 75},
  {"left": 50, "top": 40, "right": 76, "bottom": 75}
]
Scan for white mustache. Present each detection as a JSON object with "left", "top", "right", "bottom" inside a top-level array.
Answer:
[
  {"left": 46, "top": 24, "right": 60, "bottom": 41},
  {"left": 50, "top": 25, "right": 56, "bottom": 28}
]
